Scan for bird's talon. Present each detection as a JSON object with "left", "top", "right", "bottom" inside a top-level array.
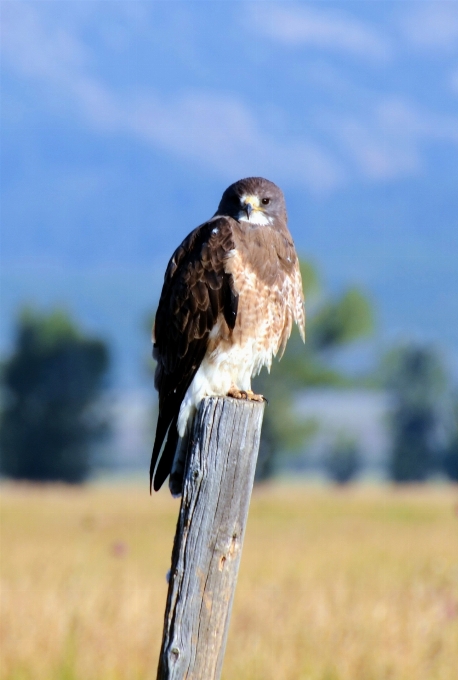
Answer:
[
  {"left": 227, "top": 387, "right": 265, "bottom": 402},
  {"left": 227, "top": 387, "right": 245, "bottom": 400}
]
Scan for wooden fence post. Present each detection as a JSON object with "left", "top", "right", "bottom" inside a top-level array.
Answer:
[{"left": 156, "top": 396, "right": 265, "bottom": 680}]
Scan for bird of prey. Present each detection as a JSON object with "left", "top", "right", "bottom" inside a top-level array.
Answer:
[{"left": 150, "top": 177, "right": 305, "bottom": 494}]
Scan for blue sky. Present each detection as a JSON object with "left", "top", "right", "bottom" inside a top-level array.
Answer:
[{"left": 1, "top": 1, "right": 458, "bottom": 386}]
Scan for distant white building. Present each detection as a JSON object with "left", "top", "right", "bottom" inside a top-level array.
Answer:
[
  {"left": 294, "top": 388, "right": 392, "bottom": 476},
  {"left": 96, "top": 390, "right": 155, "bottom": 472},
  {"left": 97, "top": 388, "right": 392, "bottom": 479}
]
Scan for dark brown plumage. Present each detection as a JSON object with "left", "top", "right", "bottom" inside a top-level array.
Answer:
[
  {"left": 150, "top": 177, "right": 305, "bottom": 493},
  {"left": 151, "top": 218, "right": 238, "bottom": 491}
]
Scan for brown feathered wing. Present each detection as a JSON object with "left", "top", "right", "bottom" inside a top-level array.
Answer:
[{"left": 150, "top": 217, "right": 238, "bottom": 491}]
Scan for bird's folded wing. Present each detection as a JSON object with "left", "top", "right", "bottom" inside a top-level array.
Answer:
[{"left": 150, "top": 217, "right": 238, "bottom": 491}]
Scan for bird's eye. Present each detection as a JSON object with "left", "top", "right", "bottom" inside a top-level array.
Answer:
[{"left": 261, "top": 197, "right": 270, "bottom": 205}]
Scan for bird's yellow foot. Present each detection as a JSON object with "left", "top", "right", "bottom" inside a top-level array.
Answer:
[{"left": 227, "top": 387, "right": 265, "bottom": 402}]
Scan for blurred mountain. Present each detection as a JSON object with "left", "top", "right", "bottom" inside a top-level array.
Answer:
[{"left": 1, "top": 1, "right": 457, "bottom": 386}]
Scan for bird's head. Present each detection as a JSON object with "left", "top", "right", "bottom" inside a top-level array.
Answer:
[{"left": 216, "top": 177, "right": 287, "bottom": 228}]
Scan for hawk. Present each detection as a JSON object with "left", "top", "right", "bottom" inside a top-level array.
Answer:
[{"left": 150, "top": 177, "right": 305, "bottom": 494}]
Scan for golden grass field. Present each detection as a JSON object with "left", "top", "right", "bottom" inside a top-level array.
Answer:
[{"left": 1, "top": 483, "right": 457, "bottom": 680}]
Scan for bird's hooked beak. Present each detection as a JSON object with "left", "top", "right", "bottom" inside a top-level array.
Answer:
[{"left": 242, "top": 201, "right": 253, "bottom": 219}]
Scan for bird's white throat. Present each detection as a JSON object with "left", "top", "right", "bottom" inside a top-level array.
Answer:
[{"left": 238, "top": 211, "right": 272, "bottom": 226}]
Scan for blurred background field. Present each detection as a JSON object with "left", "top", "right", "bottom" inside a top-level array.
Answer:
[{"left": 1, "top": 483, "right": 457, "bottom": 680}]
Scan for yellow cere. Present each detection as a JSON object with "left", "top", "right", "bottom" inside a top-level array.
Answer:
[{"left": 242, "top": 194, "right": 261, "bottom": 210}]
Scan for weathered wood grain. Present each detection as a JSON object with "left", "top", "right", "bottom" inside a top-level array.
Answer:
[{"left": 156, "top": 396, "right": 265, "bottom": 680}]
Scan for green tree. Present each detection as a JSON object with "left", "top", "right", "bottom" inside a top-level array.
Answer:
[
  {"left": 0, "top": 309, "right": 110, "bottom": 483},
  {"left": 253, "top": 261, "right": 374, "bottom": 480},
  {"left": 324, "top": 435, "right": 362, "bottom": 485},
  {"left": 382, "top": 344, "right": 446, "bottom": 482}
]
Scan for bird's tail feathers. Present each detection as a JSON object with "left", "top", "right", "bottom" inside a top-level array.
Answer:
[
  {"left": 150, "top": 414, "right": 175, "bottom": 493},
  {"left": 168, "top": 428, "right": 192, "bottom": 497}
]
